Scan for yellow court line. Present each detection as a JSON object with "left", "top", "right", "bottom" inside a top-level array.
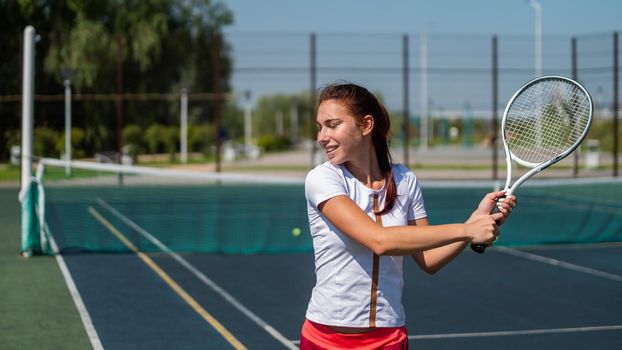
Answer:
[{"left": 88, "top": 207, "right": 247, "bottom": 350}]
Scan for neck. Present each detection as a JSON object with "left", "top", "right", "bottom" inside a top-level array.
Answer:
[{"left": 344, "top": 145, "right": 384, "bottom": 190}]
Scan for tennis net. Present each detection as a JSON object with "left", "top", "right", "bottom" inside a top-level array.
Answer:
[
  {"left": 421, "top": 177, "right": 622, "bottom": 247},
  {"left": 23, "top": 158, "right": 622, "bottom": 255},
  {"left": 30, "top": 158, "right": 309, "bottom": 254}
]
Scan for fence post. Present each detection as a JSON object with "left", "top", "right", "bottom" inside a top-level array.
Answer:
[
  {"left": 402, "top": 33, "right": 410, "bottom": 166},
  {"left": 614, "top": 32, "right": 619, "bottom": 177},
  {"left": 572, "top": 36, "right": 579, "bottom": 177},
  {"left": 310, "top": 32, "right": 317, "bottom": 168},
  {"left": 491, "top": 35, "right": 498, "bottom": 181},
  {"left": 214, "top": 33, "right": 222, "bottom": 173}
]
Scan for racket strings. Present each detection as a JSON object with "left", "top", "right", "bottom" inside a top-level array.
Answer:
[{"left": 505, "top": 79, "right": 591, "bottom": 164}]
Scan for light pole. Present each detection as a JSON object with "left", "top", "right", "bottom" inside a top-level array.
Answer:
[
  {"left": 419, "top": 29, "right": 428, "bottom": 151},
  {"left": 62, "top": 68, "right": 74, "bottom": 175},
  {"left": 529, "top": 0, "right": 542, "bottom": 77},
  {"left": 180, "top": 86, "right": 188, "bottom": 163},
  {"left": 63, "top": 78, "right": 72, "bottom": 175},
  {"left": 244, "top": 90, "right": 252, "bottom": 153}
]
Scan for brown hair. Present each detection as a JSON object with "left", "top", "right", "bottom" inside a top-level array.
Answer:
[{"left": 319, "top": 82, "right": 396, "bottom": 215}]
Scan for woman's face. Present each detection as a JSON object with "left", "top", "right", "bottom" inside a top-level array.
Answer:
[{"left": 316, "top": 99, "right": 368, "bottom": 165}]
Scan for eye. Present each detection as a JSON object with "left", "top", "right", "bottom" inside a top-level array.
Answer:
[{"left": 327, "top": 120, "right": 341, "bottom": 129}]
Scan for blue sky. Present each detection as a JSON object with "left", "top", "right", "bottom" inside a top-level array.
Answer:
[
  {"left": 223, "top": 0, "right": 621, "bottom": 36},
  {"left": 221, "top": 1, "right": 620, "bottom": 112}
]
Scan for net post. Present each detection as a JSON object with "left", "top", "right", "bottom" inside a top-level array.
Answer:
[
  {"left": 20, "top": 25, "right": 37, "bottom": 257},
  {"left": 21, "top": 26, "right": 35, "bottom": 191}
]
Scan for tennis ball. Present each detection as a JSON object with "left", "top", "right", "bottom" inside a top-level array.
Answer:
[{"left": 292, "top": 227, "right": 302, "bottom": 237}]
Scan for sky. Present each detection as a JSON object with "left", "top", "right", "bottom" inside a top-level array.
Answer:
[
  {"left": 223, "top": 0, "right": 622, "bottom": 36},
  {"left": 220, "top": 0, "right": 621, "bottom": 112}
]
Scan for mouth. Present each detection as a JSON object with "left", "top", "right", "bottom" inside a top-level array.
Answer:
[{"left": 325, "top": 145, "right": 338, "bottom": 156}]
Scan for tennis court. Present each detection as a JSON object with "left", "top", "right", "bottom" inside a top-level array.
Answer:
[
  {"left": 54, "top": 244, "right": 622, "bottom": 350},
  {"left": 10, "top": 159, "right": 622, "bottom": 349}
]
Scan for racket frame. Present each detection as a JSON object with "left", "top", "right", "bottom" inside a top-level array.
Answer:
[
  {"left": 499, "top": 75, "right": 594, "bottom": 196},
  {"left": 471, "top": 75, "right": 593, "bottom": 254}
]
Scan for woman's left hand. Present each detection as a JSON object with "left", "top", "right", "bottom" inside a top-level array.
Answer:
[{"left": 468, "top": 191, "right": 517, "bottom": 225}]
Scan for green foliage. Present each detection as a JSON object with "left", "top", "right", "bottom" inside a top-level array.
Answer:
[
  {"left": 55, "top": 128, "right": 86, "bottom": 158},
  {"left": 256, "top": 135, "right": 292, "bottom": 152},
  {"left": 122, "top": 124, "right": 145, "bottom": 152},
  {"left": 587, "top": 119, "right": 615, "bottom": 152},
  {"left": 3, "top": 130, "right": 20, "bottom": 157},
  {"left": 188, "top": 124, "right": 215, "bottom": 155},
  {"left": 144, "top": 124, "right": 179, "bottom": 160},
  {"left": 161, "top": 125, "right": 179, "bottom": 161},
  {"left": 144, "top": 124, "right": 164, "bottom": 154},
  {"left": 121, "top": 124, "right": 144, "bottom": 161},
  {"left": 253, "top": 92, "right": 312, "bottom": 143},
  {"left": 34, "top": 127, "right": 60, "bottom": 158}
]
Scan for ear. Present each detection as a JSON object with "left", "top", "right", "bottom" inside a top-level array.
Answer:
[{"left": 361, "top": 115, "right": 374, "bottom": 136}]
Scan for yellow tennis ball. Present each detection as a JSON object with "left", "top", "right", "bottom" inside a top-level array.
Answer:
[{"left": 292, "top": 227, "right": 302, "bottom": 236}]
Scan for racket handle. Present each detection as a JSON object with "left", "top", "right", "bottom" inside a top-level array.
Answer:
[{"left": 470, "top": 196, "right": 504, "bottom": 254}]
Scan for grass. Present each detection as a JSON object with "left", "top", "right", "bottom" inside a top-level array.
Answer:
[
  {"left": 0, "top": 189, "right": 91, "bottom": 349},
  {"left": 0, "top": 164, "right": 20, "bottom": 183}
]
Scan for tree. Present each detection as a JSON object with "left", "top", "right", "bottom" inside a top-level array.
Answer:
[{"left": 0, "top": 1, "right": 233, "bottom": 159}]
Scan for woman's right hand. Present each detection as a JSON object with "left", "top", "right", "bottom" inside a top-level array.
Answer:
[{"left": 465, "top": 215, "right": 500, "bottom": 245}]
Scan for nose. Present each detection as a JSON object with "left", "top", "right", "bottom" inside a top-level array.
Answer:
[{"left": 317, "top": 126, "right": 329, "bottom": 145}]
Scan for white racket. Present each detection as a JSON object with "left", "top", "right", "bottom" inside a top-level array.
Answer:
[{"left": 471, "top": 75, "right": 594, "bottom": 253}]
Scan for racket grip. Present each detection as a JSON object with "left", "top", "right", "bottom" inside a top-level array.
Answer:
[{"left": 470, "top": 196, "right": 504, "bottom": 254}]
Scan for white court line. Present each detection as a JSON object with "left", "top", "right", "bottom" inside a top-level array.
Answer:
[
  {"left": 46, "top": 224, "right": 104, "bottom": 350},
  {"left": 407, "top": 325, "right": 622, "bottom": 340},
  {"left": 96, "top": 198, "right": 297, "bottom": 350},
  {"left": 495, "top": 246, "right": 622, "bottom": 282}
]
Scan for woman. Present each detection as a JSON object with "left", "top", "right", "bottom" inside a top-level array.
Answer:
[{"left": 300, "top": 82, "right": 516, "bottom": 349}]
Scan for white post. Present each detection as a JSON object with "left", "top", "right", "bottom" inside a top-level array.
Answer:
[
  {"left": 276, "top": 110, "right": 284, "bottom": 136},
  {"left": 21, "top": 26, "right": 36, "bottom": 190},
  {"left": 530, "top": 0, "right": 542, "bottom": 77},
  {"left": 64, "top": 79, "right": 72, "bottom": 175},
  {"left": 180, "top": 88, "right": 188, "bottom": 163},
  {"left": 420, "top": 30, "right": 429, "bottom": 151},
  {"left": 244, "top": 90, "right": 252, "bottom": 152},
  {"left": 290, "top": 103, "right": 298, "bottom": 144},
  {"left": 530, "top": 0, "right": 543, "bottom": 146}
]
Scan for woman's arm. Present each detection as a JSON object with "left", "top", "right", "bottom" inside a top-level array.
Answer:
[
  {"left": 410, "top": 192, "right": 516, "bottom": 274},
  {"left": 410, "top": 218, "right": 468, "bottom": 274},
  {"left": 318, "top": 195, "right": 502, "bottom": 256}
]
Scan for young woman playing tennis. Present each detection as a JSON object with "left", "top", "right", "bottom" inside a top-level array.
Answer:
[{"left": 300, "top": 82, "right": 516, "bottom": 349}]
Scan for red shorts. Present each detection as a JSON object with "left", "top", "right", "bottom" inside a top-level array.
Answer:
[{"left": 300, "top": 319, "right": 409, "bottom": 350}]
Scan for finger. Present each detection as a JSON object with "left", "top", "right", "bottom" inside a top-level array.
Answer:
[
  {"left": 504, "top": 196, "right": 517, "bottom": 207},
  {"left": 490, "top": 212, "right": 505, "bottom": 222},
  {"left": 487, "top": 191, "right": 506, "bottom": 201}
]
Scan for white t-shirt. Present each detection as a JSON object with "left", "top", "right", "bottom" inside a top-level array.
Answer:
[{"left": 304, "top": 161, "right": 427, "bottom": 327}]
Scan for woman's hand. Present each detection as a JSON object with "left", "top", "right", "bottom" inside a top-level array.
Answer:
[
  {"left": 467, "top": 191, "right": 517, "bottom": 225},
  {"left": 464, "top": 215, "right": 499, "bottom": 245}
]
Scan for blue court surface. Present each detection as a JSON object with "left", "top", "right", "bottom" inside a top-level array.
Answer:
[{"left": 60, "top": 243, "right": 621, "bottom": 349}]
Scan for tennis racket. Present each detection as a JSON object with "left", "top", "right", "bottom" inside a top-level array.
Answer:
[{"left": 471, "top": 75, "right": 593, "bottom": 254}]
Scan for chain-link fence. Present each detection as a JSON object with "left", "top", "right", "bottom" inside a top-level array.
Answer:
[{"left": 1, "top": 30, "right": 619, "bottom": 177}]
